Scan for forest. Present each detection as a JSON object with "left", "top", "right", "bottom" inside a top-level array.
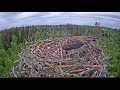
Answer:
[{"left": 0, "top": 24, "right": 120, "bottom": 77}]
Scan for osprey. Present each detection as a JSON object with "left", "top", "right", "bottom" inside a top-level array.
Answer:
[{"left": 62, "top": 36, "right": 93, "bottom": 50}]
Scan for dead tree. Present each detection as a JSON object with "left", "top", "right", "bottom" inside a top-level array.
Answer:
[{"left": 95, "top": 22, "right": 100, "bottom": 27}]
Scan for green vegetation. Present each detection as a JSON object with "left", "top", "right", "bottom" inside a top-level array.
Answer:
[{"left": 0, "top": 24, "right": 119, "bottom": 77}]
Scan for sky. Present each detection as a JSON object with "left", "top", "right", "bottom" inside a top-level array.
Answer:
[{"left": 0, "top": 12, "right": 120, "bottom": 30}]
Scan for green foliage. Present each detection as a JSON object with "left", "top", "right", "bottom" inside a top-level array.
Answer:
[
  {"left": 49, "top": 29, "right": 64, "bottom": 38},
  {"left": 54, "top": 30, "right": 64, "bottom": 38},
  {"left": 97, "top": 29, "right": 120, "bottom": 77},
  {"left": 0, "top": 49, "right": 13, "bottom": 77},
  {"left": 12, "top": 34, "right": 17, "bottom": 45},
  {"left": 41, "top": 32, "right": 47, "bottom": 39},
  {"left": 33, "top": 31, "right": 41, "bottom": 41},
  {"left": 0, "top": 33, "right": 3, "bottom": 49},
  {"left": 33, "top": 30, "right": 48, "bottom": 41}
]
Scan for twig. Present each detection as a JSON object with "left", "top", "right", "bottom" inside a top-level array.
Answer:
[
  {"left": 13, "top": 60, "right": 19, "bottom": 64},
  {"left": 12, "top": 66, "right": 17, "bottom": 78},
  {"left": 92, "top": 71, "right": 98, "bottom": 77},
  {"left": 64, "top": 73, "right": 80, "bottom": 77},
  {"left": 22, "top": 60, "right": 33, "bottom": 68},
  {"left": 70, "top": 68, "right": 85, "bottom": 73},
  {"left": 98, "top": 69, "right": 103, "bottom": 77},
  {"left": 14, "top": 66, "right": 19, "bottom": 69}
]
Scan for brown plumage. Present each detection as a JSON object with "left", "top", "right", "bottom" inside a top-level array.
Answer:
[{"left": 62, "top": 36, "right": 92, "bottom": 50}]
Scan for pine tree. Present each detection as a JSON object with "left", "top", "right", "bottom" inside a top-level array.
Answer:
[
  {"left": 8, "top": 34, "right": 19, "bottom": 62},
  {"left": 12, "top": 34, "right": 17, "bottom": 45},
  {"left": 33, "top": 31, "right": 41, "bottom": 41}
]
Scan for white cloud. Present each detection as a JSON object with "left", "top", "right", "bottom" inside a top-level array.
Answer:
[
  {"left": 41, "top": 12, "right": 64, "bottom": 18},
  {"left": 16, "top": 12, "right": 40, "bottom": 19},
  {"left": 0, "top": 18, "right": 6, "bottom": 23},
  {"left": 90, "top": 15, "right": 120, "bottom": 22}
]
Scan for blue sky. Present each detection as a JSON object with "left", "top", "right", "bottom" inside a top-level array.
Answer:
[{"left": 0, "top": 12, "right": 120, "bottom": 30}]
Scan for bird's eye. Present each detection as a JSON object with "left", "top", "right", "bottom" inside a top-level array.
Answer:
[{"left": 65, "top": 51, "right": 68, "bottom": 54}]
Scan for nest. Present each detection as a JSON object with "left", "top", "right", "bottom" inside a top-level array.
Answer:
[{"left": 17, "top": 36, "right": 107, "bottom": 78}]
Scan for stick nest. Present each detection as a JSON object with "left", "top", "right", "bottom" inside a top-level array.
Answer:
[{"left": 17, "top": 36, "right": 107, "bottom": 78}]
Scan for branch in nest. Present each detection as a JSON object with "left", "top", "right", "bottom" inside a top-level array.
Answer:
[
  {"left": 14, "top": 66, "right": 19, "bottom": 69},
  {"left": 13, "top": 60, "right": 19, "bottom": 64},
  {"left": 70, "top": 68, "right": 86, "bottom": 73},
  {"left": 64, "top": 73, "right": 80, "bottom": 77},
  {"left": 44, "top": 62, "right": 55, "bottom": 68},
  {"left": 97, "top": 68, "right": 103, "bottom": 77},
  {"left": 12, "top": 66, "right": 17, "bottom": 78}
]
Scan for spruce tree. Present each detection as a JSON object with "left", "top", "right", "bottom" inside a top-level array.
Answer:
[
  {"left": 0, "top": 33, "right": 3, "bottom": 49},
  {"left": 0, "top": 49, "right": 12, "bottom": 77}
]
